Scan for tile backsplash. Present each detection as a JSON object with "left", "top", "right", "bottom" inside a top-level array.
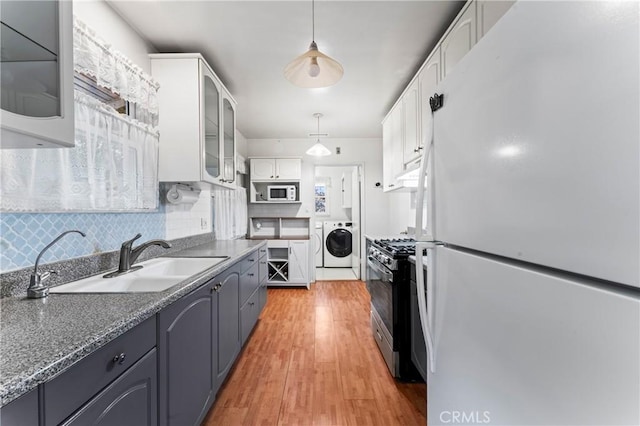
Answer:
[
  {"left": 0, "top": 186, "right": 217, "bottom": 273},
  {"left": 0, "top": 211, "right": 165, "bottom": 272}
]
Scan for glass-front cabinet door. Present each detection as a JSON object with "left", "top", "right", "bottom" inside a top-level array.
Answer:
[
  {"left": 0, "top": 0, "right": 74, "bottom": 148},
  {"left": 222, "top": 96, "right": 236, "bottom": 184},
  {"left": 201, "top": 63, "right": 220, "bottom": 183}
]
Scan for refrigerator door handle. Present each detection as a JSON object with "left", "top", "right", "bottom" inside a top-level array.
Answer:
[
  {"left": 415, "top": 113, "right": 435, "bottom": 241},
  {"left": 416, "top": 241, "right": 441, "bottom": 373}
]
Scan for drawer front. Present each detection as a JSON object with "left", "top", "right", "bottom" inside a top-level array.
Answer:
[
  {"left": 258, "top": 246, "right": 267, "bottom": 259},
  {"left": 238, "top": 252, "right": 258, "bottom": 274},
  {"left": 240, "top": 289, "right": 260, "bottom": 345},
  {"left": 61, "top": 349, "right": 157, "bottom": 426},
  {"left": 258, "top": 257, "right": 268, "bottom": 283},
  {"left": 239, "top": 262, "right": 259, "bottom": 306},
  {"left": 370, "top": 310, "right": 396, "bottom": 377},
  {"left": 258, "top": 283, "right": 268, "bottom": 312},
  {"left": 44, "top": 316, "right": 156, "bottom": 426}
]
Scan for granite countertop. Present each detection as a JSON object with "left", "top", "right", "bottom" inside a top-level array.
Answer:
[{"left": 0, "top": 239, "right": 266, "bottom": 407}]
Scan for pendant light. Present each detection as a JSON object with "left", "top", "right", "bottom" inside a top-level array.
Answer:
[
  {"left": 284, "top": 0, "right": 344, "bottom": 88},
  {"left": 306, "top": 113, "right": 331, "bottom": 156}
]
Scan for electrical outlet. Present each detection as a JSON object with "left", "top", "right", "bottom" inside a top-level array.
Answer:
[{"left": 201, "top": 218, "right": 208, "bottom": 229}]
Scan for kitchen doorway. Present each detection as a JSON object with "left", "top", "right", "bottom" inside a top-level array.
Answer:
[{"left": 313, "top": 165, "right": 363, "bottom": 281}]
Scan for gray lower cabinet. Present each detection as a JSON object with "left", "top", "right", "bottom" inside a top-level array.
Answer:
[
  {"left": 239, "top": 262, "right": 259, "bottom": 307},
  {"left": 44, "top": 317, "right": 156, "bottom": 426},
  {"left": 258, "top": 251, "right": 268, "bottom": 312},
  {"left": 61, "top": 349, "right": 157, "bottom": 426},
  {"left": 240, "top": 289, "right": 260, "bottom": 345},
  {"left": 158, "top": 282, "right": 216, "bottom": 426},
  {"left": 0, "top": 245, "right": 268, "bottom": 426},
  {"left": 214, "top": 266, "right": 241, "bottom": 387},
  {"left": 0, "top": 388, "right": 38, "bottom": 426}
]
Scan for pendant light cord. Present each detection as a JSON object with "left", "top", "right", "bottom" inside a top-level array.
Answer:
[
  {"left": 317, "top": 113, "right": 320, "bottom": 143},
  {"left": 312, "top": 0, "right": 315, "bottom": 42}
]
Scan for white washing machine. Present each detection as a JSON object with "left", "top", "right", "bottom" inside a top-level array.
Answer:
[
  {"left": 314, "top": 221, "right": 323, "bottom": 267},
  {"left": 323, "top": 221, "right": 353, "bottom": 267}
]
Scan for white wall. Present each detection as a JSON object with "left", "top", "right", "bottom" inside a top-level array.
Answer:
[
  {"left": 388, "top": 192, "right": 416, "bottom": 234},
  {"left": 73, "top": 0, "right": 156, "bottom": 73}
]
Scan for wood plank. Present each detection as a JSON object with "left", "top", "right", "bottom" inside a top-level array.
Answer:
[
  {"left": 312, "top": 362, "right": 349, "bottom": 426},
  {"left": 205, "top": 282, "right": 426, "bottom": 426},
  {"left": 314, "top": 305, "right": 337, "bottom": 363}
]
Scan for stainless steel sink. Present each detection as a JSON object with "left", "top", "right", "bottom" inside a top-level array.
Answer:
[{"left": 49, "top": 257, "right": 229, "bottom": 293}]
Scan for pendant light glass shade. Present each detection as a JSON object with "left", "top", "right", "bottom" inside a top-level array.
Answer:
[
  {"left": 306, "top": 113, "right": 331, "bottom": 156},
  {"left": 284, "top": 0, "right": 343, "bottom": 88},
  {"left": 306, "top": 141, "right": 332, "bottom": 156},
  {"left": 284, "top": 42, "right": 344, "bottom": 88}
]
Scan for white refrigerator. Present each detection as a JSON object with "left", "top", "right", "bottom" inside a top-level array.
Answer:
[{"left": 414, "top": 2, "right": 640, "bottom": 425}]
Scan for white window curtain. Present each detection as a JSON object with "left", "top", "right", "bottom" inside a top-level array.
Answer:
[
  {"left": 212, "top": 188, "right": 248, "bottom": 240},
  {"left": 0, "top": 18, "right": 160, "bottom": 212},
  {"left": 0, "top": 92, "right": 159, "bottom": 211},
  {"left": 73, "top": 17, "right": 159, "bottom": 125}
]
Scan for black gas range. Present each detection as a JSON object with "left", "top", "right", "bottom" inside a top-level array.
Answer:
[
  {"left": 365, "top": 237, "right": 422, "bottom": 381},
  {"left": 370, "top": 238, "right": 417, "bottom": 267}
]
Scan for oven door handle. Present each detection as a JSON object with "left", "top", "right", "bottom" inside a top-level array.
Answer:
[{"left": 367, "top": 257, "right": 393, "bottom": 283}]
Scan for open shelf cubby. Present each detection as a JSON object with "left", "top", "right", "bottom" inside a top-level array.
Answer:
[{"left": 249, "top": 217, "right": 310, "bottom": 240}]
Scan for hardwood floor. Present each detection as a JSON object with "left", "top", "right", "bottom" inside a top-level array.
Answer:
[{"left": 204, "top": 281, "right": 426, "bottom": 426}]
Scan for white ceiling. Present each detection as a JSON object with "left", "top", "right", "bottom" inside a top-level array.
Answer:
[{"left": 108, "top": 1, "right": 465, "bottom": 139}]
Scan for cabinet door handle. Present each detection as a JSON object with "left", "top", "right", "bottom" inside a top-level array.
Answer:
[
  {"left": 112, "top": 353, "right": 126, "bottom": 364},
  {"left": 248, "top": 273, "right": 254, "bottom": 277},
  {"left": 414, "top": 148, "right": 420, "bottom": 153},
  {"left": 249, "top": 302, "right": 255, "bottom": 306},
  {"left": 276, "top": 175, "right": 280, "bottom": 178},
  {"left": 289, "top": 247, "right": 291, "bottom": 254},
  {"left": 388, "top": 184, "right": 395, "bottom": 188},
  {"left": 248, "top": 258, "right": 255, "bottom": 262},
  {"left": 270, "top": 175, "right": 274, "bottom": 178},
  {"left": 260, "top": 261, "right": 266, "bottom": 264}
]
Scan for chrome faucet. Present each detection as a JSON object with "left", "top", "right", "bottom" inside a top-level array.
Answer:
[
  {"left": 104, "top": 233, "right": 172, "bottom": 278},
  {"left": 27, "top": 230, "right": 87, "bottom": 299}
]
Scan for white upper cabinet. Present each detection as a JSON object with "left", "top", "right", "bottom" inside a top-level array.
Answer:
[
  {"left": 0, "top": 0, "right": 75, "bottom": 148},
  {"left": 382, "top": 0, "right": 515, "bottom": 191},
  {"left": 441, "top": 1, "right": 477, "bottom": 79},
  {"left": 476, "top": 0, "right": 515, "bottom": 41},
  {"left": 202, "top": 63, "right": 221, "bottom": 182},
  {"left": 402, "top": 79, "right": 420, "bottom": 167},
  {"left": 250, "top": 158, "right": 301, "bottom": 181},
  {"left": 418, "top": 47, "right": 441, "bottom": 156},
  {"left": 250, "top": 158, "right": 275, "bottom": 180},
  {"left": 382, "top": 105, "right": 404, "bottom": 192},
  {"left": 275, "top": 158, "right": 301, "bottom": 180},
  {"left": 150, "top": 53, "right": 237, "bottom": 189},
  {"left": 222, "top": 94, "right": 237, "bottom": 184}
]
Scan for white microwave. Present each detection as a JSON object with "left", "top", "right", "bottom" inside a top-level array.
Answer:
[{"left": 267, "top": 185, "right": 296, "bottom": 201}]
